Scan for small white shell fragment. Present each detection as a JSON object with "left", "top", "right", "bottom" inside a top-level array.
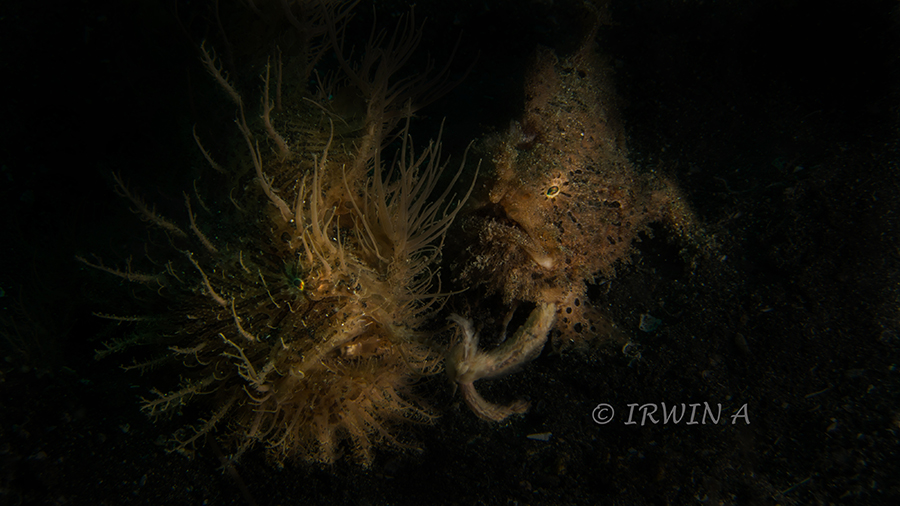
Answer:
[{"left": 527, "top": 432, "right": 552, "bottom": 441}]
